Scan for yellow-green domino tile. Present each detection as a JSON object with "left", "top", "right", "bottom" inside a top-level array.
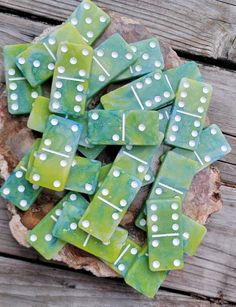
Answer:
[
  {"left": 27, "top": 115, "right": 83, "bottom": 191},
  {"left": 3, "top": 44, "right": 42, "bottom": 114},
  {"left": 49, "top": 43, "right": 93, "bottom": 117},
  {"left": 67, "top": 0, "right": 110, "bottom": 45}
]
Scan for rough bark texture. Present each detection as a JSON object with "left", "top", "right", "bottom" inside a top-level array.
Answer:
[{"left": 0, "top": 12, "right": 222, "bottom": 277}]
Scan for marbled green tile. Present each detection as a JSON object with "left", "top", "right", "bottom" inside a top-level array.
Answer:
[
  {"left": 173, "top": 124, "right": 231, "bottom": 172},
  {"left": 27, "top": 192, "right": 81, "bottom": 260},
  {"left": 79, "top": 166, "right": 142, "bottom": 242},
  {"left": 101, "top": 70, "right": 175, "bottom": 111},
  {"left": 16, "top": 23, "right": 86, "bottom": 87},
  {"left": 115, "top": 38, "right": 164, "bottom": 81},
  {"left": 87, "top": 33, "right": 137, "bottom": 99},
  {"left": 53, "top": 197, "right": 128, "bottom": 263},
  {"left": 88, "top": 110, "right": 160, "bottom": 145},
  {"left": 49, "top": 43, "right": 93, "bottom": 117},
  {"left": 165, "top": 78, "right": 212, "bottom": 150},
  {"left": 67, "top": 0, "right": 110, "bottom": 45},
  {"left": 147, "top": 198, "right": 184, "bottom": 271},
  {"left": 0, "top": 140, "right": 42, "bottom": 211},
  {"left": 3, "top": 44, "right": 42, "bottom": 114},
  {"left": 124, "top": 244, "right": 168, "bottom": 298},
  {"left": 65, "top": 156, "right": 101, "bottom": 194},
  {"left": 26, "top": 115, "right": 83, "bottom": 191}
]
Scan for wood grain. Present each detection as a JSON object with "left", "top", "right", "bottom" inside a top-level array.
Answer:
[
  {"left": 0, "top": 185, "right": 235, "bottom": 302},
  {"left": 0, "top": 0, "right": 236, "bottom": 63}
]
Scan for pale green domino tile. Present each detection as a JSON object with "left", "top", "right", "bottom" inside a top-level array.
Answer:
[
  {"left": 87, "top": 33, "right": 137, "bottom": 99},
  {"left": 88, "top": 110, "right": 160, "bottom": 145},
  {"left": 3, "top": 44, "right": 42, "bottom": 115},
  {"left": 0, "top": 140, "right": 42, "bottom": 211},
  {"left": 105, "top": 238, "right": 142, "bottom": 277},
  {"left": 115, "top": 38, "right": 164, "bottom": 82},
  {"left": 165, "top": 78, "right": 213, "bottom": 151},
  {"left": 159, "top": 105, "right": 173, "bottom": 134},
  {"left": 101, "top": 70, "right": 175, "bottom": 111},
  {"left": 16, "top": 23, "right": 86, "bottom": 87},
  {"left": 49, "top": 43, "right": 93, "bottom": 117},
  {"left": 27, "top": 115, "right": 83, "bottom": 191},
  {"left": 28, "top": 192, "right": 82, "bottom": 260},
  {"left": 124, "top": 244, "right": 168, "bottom": 298},
  {"left": 79, "top": 166, "right": 142, "bottom": 243},
  {"left": 67, "top": 0, "right": 110, "bottom": 45},
  {"left": 173, "top": 124, "right": 231, "bottom": 172},
  {"left": 65, "top": 156, "right": 101, "bottom": 194},
  {"left": 27, "top": 96, "right": 51, "bottom": 133},
  {"left": 146, "top": 198, "right": 184, "bottom": 272},
  {"left": 53, "top": 198, "right": 128, "bottom": 263},
  {"left": 149, "top": 151, "right": 199, "bottom": 200},
  {"left": 164, "top": 61, "right": 203, "bottom": 93}
]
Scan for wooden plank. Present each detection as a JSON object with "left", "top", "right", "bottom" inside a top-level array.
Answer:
[
  {"left": 0, "top": 0, "right": 236, "bottom": 62},
  {"left": 0, "top": 185, "right": 235, "bottom": 302},
  {"left": 0, "top": 256, "right": 217, "bottom": 306}
]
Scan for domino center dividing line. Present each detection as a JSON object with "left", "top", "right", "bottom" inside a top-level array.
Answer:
[
  {"left": 130, "top": 85, "right": 144, "bottom": 110},
  {"left": 57, "top": 76, "right": 85, "bottom": 82},
  {"left": 152, "top": 232, "right": 179, "bottom": 238},
  {"left": 176, "top": 110, "right": 202, "bottom": 119},
  {"left": 42, "top": 148, "right": 70, "bottom": 159},
  {"left": 43, "top": 42, "right": 56, "bottom": 61},
  {"left": 83, "top": 234, "right": 91, "bottom": 247},
  {"left": 158, "top": 182, "right": 184, "bottom": 195},
  {"left": 114, "top": 243, "right": 131, "bottom": 265},
  {"left": 122, "top": 113, "right": 126, "bottom": 142},
  {"left": 9, "top": 77, "right": 26, "bottom": 81},
  {"left": 194, "top": 151, "right": 204, "bottom": 165},
  {"left": 20, "top": 166, "right": 27, "bottom": 172},
  {"left": 97, "top": 196, "right": 123, "bottom": 212},
  {"left": 164, "top": 74, "right": 174, "bottom": 92},
  {"left": 50, "top": 215, "right": 57, "bottom": 222},
  {"left": 93, "top": 56, "right": 110, "bottom": 77},
  {"left": 122, "top": 151, "right": 148, "bottom": 165}
]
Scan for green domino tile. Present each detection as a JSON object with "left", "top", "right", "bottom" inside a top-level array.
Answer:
[
  {"left": 115, "top": 38, "right": 164, "bottom": 82},
  {"left": 135, "top": 209, "right": 147, "bottom": 231},
  {"left": 149, "top": 151, "right": 198, "bottom": 200},
  {"left": 3, "top": 44, "right": 42, "bottom": 115},
  {"left": 164, "top": 61, "right": 203, "bottom": 93},
  {"left": 165, "top": 78, "right": 213, "bottom": 150},
  {"left": 88, "top": 110, "right": 160, "bottom": 145},
  {"left": 16, "top": 23, "right": 86, "bottom": 87},
  {"left": 78, "top": 145, "right": 106, "bottom": 159},
  {"left": 65, "top": 156, "right": 101, "bottom": 194},
  {"left": 159, "top": 105, "right": 173, "bottom": 134},
  {"left": 142, "top": 168, "right": 155, "bottom": 187},
  {"left": 79, "top": 166, "right": 142, "bottom": 243},
  {"left": 101, "top": 70, "right": 175, "bottom": 111},
  {"left": 124, "top": 244, "right": 168, "bottom": 298},
  {"left": 53, "top": 197, "right": 128, "bottom": 263},
  {"left": 105, "top": 238, "right": 141, "bottom": 277},
  {"left": 146, "top": 198, "right": 184, "bottom": 271},
  {"left": 0, "top": 141, "right": 42, "bottom": 211},
  {"left": 27, "top": 192, "right": 81, "bottom": 260},
  {"left": 49, "top": 43, "right": 93, "bottom": 117},
  {"left": 87, "top": 33, "right": 137, "bottom": 99},
  {"left": 27, "top": 96, "right": 51, "bottom": 133},
  {"left": 173, "top": 124, "right": 231, "bottom": 172},
  {"left": 26, "top": 115, "right": 83, "bottom": 191},
  {"left": 67, "top": 0, "right": 110, "bottom": 45}
]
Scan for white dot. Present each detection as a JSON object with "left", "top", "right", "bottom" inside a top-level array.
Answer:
[
  {"left": 74, "top": 105, "right": 81, "bottom": 113},
  {"left": 11, "top": 103, "right": 18, "bottom": 111},
  {"left": 65, "top": 145, "right": 72, "bottom": 153},
  {"left": 173, "top": 238, "right": 180, "bottom": 246},
  {"left": 18, "top": 57, "right": 25, "bottom": 65},
  {"left": 198, "top": 106, "right": 204, "bottom": 113},
  {"left": 138, "top": 124, "right": 146, "bottom": 131},
  {"left": 173, "top": 259, "right": 181, "bottom": 267},
  {"left": 10, "top": 93, "right": 17, "bottom": 100},
  {"left": 152, "top": 260, "right": 160, "bottom": 268},
  {"left": 152, "top": 240, "right": 159, "bottom": 247},
  {"left": 112, "top": 134, "right": 120, "bottom": 141},
  {"left": 8, "top": 68, "right": 15, "bottom": 76},
  {"left": 183, "top": 232, "right": 190, "bottom": 240},
  {"left": 221, "top": 145, "right": 227, "bottom": 152},
  {"left": 183, "top": 80, "right": 190, "bottom": 88},
  {"left": 152, "top": 225, "right": 158, "bottom": 232},
  {"left": 172, "top": 224, "right": 179, "bottom": 231},
  {"left": 113, "top": 169, "right": 120, "bottom": 177},
  {"left": 155, "top": 188, "right": 162, "bottom": 195},
  {"left": 44, "top": 139, "right": 51, "bottom": 146},
  {"left": 3, "top": 188, "right": 10, "bottom": 195},
  {"left": 75, "top": 95, "right": 83, "bottom": 102},
  {"left": 32, "top": 184, "right": 39, "bottom": 190},
  {"left": 169, "top": 135, "right": 176, "bottom": 142},
  {"left": 9, "top": 83, "right": 17, "bottom": 90},
  {"left": 71, "top": 125, "right": 78, "bottom": 132},
  {"left": 118, "top": 264, "right": 125, "bottom": 271},
  {"left": 151, "top": 215, "right": 158, "bottom": 222},
  {"left": 20, "top": 200, "right": 27, "bottom": 207},
  {"left": 155, "top": 60, "right": 161, "bottom": 68},
  {"left": 85, "top": 17, "right": 92, "bottom": 24},
  {"left": 131, "top": 181, "right": 138, "bottom": 188},
  {"left": 159, "top": 113, "right": 164, "bottom": 120},
  {"left": 17, "top": 185, "right": 25, "bottom": 193},
  {"left": 120, "top": 199, "right": 127, "bottom": 207},
  {"left": 200, "top": 97, "right": 207, "bottom": 104},
  {"left": 203, "top": 87, "right": 209, "bottom": 94},
  {"left": 154, "top": 96, "right": 161, "bottom": 103},
  {"left": 111, "top": 51, "right": 118, "bottom": 58},
  {"left": 178, "top": 101, "right": 184, "bottom": 108},
  {"left": 172, "top": 213, "right": 179, "bottom": 220},
  {"left": 131, "top": 46, "right": 137, "bottom": 53},
  {"left": 164, "top": 91, "right": 170, "bottom": 98},
  {"left": 55, "top": 209, "right": 62, "bottom": 216},
  {"left": 56, "top": 81, "right": 63, "bottom": 88},
  {"left": 112, "top": 212, "right": 119, "bottom": 220},
  {"left": 194, "top": 120, "right": 201, "bottom": 127},
  {"left": 91, "top": 112, "right": 99, "bottom": 120},
  {"left": 58, "top": 66, "right": 65, "bottom": 74},
  {"left": 204, "top": 155, "right": 211, "bottom": 162},
  {"left": 100, "top": 15, "right": 107, "bottom": 23},
  {"left": 45, "top": 234, "right": 52, "bottom": 242},
  {"left": 39, "top": 153, "right": 47, "bottom": 161},
  {"left": 15, "top": 171, "right": 23, "bottom": 178},
  {"left": 48, "top": 37, "right": 56, "bottom": 45},
  {"left": 33, "top": 174, "right": 40, "bottom": 182},
  {"left": 145, "top": 77, "right": 152, "bottom": 85},
  {"left": 70, "top": 194, "right": 77, "bottom": 201},
  {"left": 30, "top": 234, "right": 37, "bottom": 242},
  {"left": 131, "top": 248, "right": 138, "bottom": 255},
  {"left": 172, "top": 125, "right": 178, "bottom": 132},
  {"left": 136, "top": 82, "right": 143, "bottom": 89},
  {"left": 135, "top": 65, "right": 142, "bottom": 72},
  {"left": 180, "top": 91, "right": 187, "bottom": 98},
  {"left": 33, "top": 60, "right": 40, "bottom": 68},
  {"left": 125, "top": 53, "right": 133, "bottom": 60},
  {"left": 171, "top": 203, "right": 178, "bottom": 210},
  {"left": 70, "top": 222, "right": 77, "bottom": 230},
  {"left": 102, "top": 188, "right": 109, "bottom": 196},
  {"left": 138, "top": 165, "right": 145, "bottom": 173},
  {"left": 72, "top": 160, "right": 77, "bottom": 167},
  {"left": 139, "top": 218, "right": 146, "bottom": 226},
  {"left": 54, "top": 91, "right": 61, "bottom": 99},
  {"left": 191, "top": 130, "right": 198, "bottom": 137},
  {"left": 151, "top": 204, "right": 157, "bottom": 211},
  {"left": 87, "top": 31, "right": 94, "bottom": 38},
  {"left": 70, "top": 57, "right": 77, "bottom": 65},
  {"left": 53, "top": 180, "right": 61, "bottom": 188},
  {"left": 84, "top": 2, "right": 91, "bottom": 9},
  {"left": 71, "top": 17, "right": 78, "bottom": 25},
  {"left": 97, "top": 49, "right": 104, "bottom": 57},
  {"left": 144, "top": 174, "right": 151, "bottom": 181},
  {"left": 210, "top": 128, "right": 217, "bottom": 135},
  {"left": 51, "top": 118, "right": 58, "bottom": 126},
  {"left": 149, "top": 41, "right": 157, "bottom": 48},
  {"left": 61, "top": 45, "right": 68, "bottom": 53},
  {"left": 48, "top": 63, "right": 55, "bottom": 70},
  {"left": 77, "top": 84, "right": 84, "bottom": 92},
  {"left": 85, "top": 183, "right": 93, "bottom": 191},
  {"left": 145, "top": 100, "right": 152, "bottom": 107},
  {"left": 99, "top": 75, "right": 105, "bottom": 82},
  {"left": 82, "top": 48, "right": 89, "bottom": 56},
  {"left": 154, "top": 73, "right": 161, "bottom": 80},
  {"left": 189, "top": 140, "right": 196, "bottom": 147},
  {"left": 175, "top": 115, "right": 181, "bottom": 122},
  {"left": 142, "top": 53, "right": 149, "bottom": 60},
  {"left": 126, "top": 145, "right": 133, "bottom": 150}
]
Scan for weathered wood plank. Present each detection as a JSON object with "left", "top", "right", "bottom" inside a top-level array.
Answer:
[
  {"left": 0, "top": 185, "right": 235, "bottom": 302},
  {"left": 0, "top": 256, "right": 220, "bottom": 306},
  {"left": 0, "top": 0, "right": 236, "bottom": 62}
]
